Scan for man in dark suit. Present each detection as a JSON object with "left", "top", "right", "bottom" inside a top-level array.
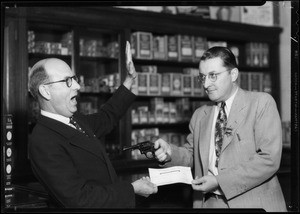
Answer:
[
  {"left": 154, "top": 46, "right": 287, "bottom": 211},
  {"left": 28, "top": 42, "right": 157, "bottom": 208}
]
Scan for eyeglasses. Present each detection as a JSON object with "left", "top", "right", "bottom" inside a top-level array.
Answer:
[
  {"left": 198, "top": 70, "right": 230, "bottom": 83},
  {"left": 44, "top": 75, "right": 78, "bottom": 88}
]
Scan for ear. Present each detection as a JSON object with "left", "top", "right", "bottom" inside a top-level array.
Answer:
[
  {"left": 230, "top": 68, "right": 239, "bottom": 82},
  {"left": 38, "top": 85, "right": 51, "bottom": 100}
]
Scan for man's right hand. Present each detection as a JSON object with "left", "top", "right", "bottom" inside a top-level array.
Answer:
[
  {"left": 154, "top": 138, "right": 172, "bottom": 163},
  {"left": 131, "top": 176, "right": 158, "bottom": 197}
]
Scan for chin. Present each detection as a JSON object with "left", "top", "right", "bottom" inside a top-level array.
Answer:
[{"left": 208, "top": 95, "right": 217, "bottom": 102}]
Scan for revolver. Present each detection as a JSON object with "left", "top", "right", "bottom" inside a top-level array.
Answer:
[{"left": 123, "top": 140, "right": 156, "bottom": 159}]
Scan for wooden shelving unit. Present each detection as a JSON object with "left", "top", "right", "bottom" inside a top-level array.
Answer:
[{"left": 4, "top": 7, "right": 288, "bottom": 209}]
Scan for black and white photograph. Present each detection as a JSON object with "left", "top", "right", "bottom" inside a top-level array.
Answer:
[{"left": 1, "top": 1, "right": 298, "bottom": 213}]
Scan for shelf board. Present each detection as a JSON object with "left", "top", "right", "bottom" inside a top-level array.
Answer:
[
  {"left": 132, "top": 122, "right": 189, "bottom": 129},
  {"left": 238, "top": 66, "right": 271, "bottom": 72},
  {"left": 134, "top": 58, "right": 198, "bottom": 67},
  {"left": 79, "top": 56, "right": 118, "bottom": 62},
  {"left": 136, "top": 94, "right": 210, "bottom": 100},
  {"left": 28, "top": 53, "right": 72, "bottom": 59}
]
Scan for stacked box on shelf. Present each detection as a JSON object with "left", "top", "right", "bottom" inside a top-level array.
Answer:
[
  {"left": 28, "top": 30, "right": 35, "bottom": 53},
  {"left": 49, "top": 43, "right": 62, "bottom": 55},
  {"left": 249, "top": 72, "right": 264, "bottom": 92},
  {"left": 152, "top": 35, "right": 167, "bottom": 60},
  {"left": 61, "top": 32, "right": 73, "bottom": 55},
  {"left": 159, "top": 131, "right": 186, "bottom": 147},
  {"left": 171, "top": 73, "right": 182, "bottom": 96},
  {"left": 237, "top": 72, "right": 250, "bottom": 91},
  {"left": 148, "top": 72, "right": 161, "bottom": 95},
  {"left": 207, "top": 41, "right": 227, "bottom": 49},
  {"left": 228, "top": 45, "right": 240, "bottom": 65},
  {"left": 169, "top": 133, "right": 185, "bottom": 147},
  {"left": 163, "top": 102, "right": 170, "bottom": 123},
  {"left": 169, "top": 102, "right": 177, "bottom": 123},
  {"left": 134, "top": 72, "right": 148, "bottom": 95},
  {"left": 249, "top": 43, "right": 260, "bottom": 67},
  {"left": 80, "top": 39, "right": 106, "bottom": 57},
  {"left": 131, "top": 109, "right": 139, "bottom": 124},
  {"left": 148, "top": 111, "right": 156, "bottom": 124},
  {"left": 167, "top": 35, "right": 179, "bottom": 61},
  {"left": 137, "top": 106, "right": 148, "bottom": 124},
  {"left": 131, "top": 31, "right": 153, "bottom": 59},
  {"left": 109, "top": 73, "right": 120, "bottom": 92},
  {"left": 150, "top": 98, "right": 164, "bottom": 123},
  {"left": 178, "top": 35, "right": 194, "bottom": 62},
  {"left": 141, "top": 65, "right": 157, "bottom": 73},
  {"left": 245, "top": 42, "right": 269, "bottom": 67},
  {"left": 263, "top": 73, "right": 272, "bottom": 94},
  {"left": 183, "top": 67, "right": 205, "bottom": 97},
  {"left": 260, "top": 43, "right": 269, "bottom": 67},
  {"left": 107, "top": 41, "right": 119, "bottom": 58},
  {"left": 161, "top": 73, "right": 172, "bottom": 95},
  {"left": 34, "top": 41, "right": 51, "bottom": 54},
  {"left": 193, "top": 36, "right": 207, "bottom": 62},
  {"left": 182, "top": 74, "right": 193, "bottom": 96},
  {"left": 176, "top": 98, "right": 191, "bottom": 122}
]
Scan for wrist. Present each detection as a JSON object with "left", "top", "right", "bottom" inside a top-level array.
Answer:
[{"left": 123, "top": 77, "right": 134, "bottom": 90}]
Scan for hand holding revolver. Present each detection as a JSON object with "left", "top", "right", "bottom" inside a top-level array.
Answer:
[{"left": 154, "top": 138, "right": 172, "bottom": 163}]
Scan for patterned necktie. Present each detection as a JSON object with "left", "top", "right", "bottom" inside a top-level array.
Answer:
[
  {"left": 215, "top": 102, "right": 227, "bottom": 167},
  {"left": 69, "top": 117, "right": 87, "bottom": 136}
]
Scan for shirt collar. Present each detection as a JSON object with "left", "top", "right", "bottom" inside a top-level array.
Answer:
[
  {"left": 223, "top": 87, "right": 239, "bottom": 113},
  {"left": 41, "top": 109, "right": 71, "bottom": 125}
]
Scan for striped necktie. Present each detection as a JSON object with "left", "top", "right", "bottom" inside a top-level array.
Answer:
[
  {"left": 69, "top": 117, "right": 87, "bottom": 136},
  {"left": 215, "top": 102, "right": 227, "bottom": 167}
]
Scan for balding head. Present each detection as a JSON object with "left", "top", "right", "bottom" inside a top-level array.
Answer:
[{"left": 28, "top": 58, "right": 70, "bottom": 100}]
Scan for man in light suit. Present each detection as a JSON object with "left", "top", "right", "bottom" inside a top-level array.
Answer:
[
  {"left": 154, "top": 46, "right": 287, "bottom": 211},
  {"left": 28, "top": 42, "right": 157, "bottom": 208}
]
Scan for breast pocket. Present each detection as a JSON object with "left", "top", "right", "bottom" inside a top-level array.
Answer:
[{"left": 235, "top": 132, "right": 256, "bottom": 162}]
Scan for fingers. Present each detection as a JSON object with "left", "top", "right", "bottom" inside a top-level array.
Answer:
[
  {"left": 141, "top": 176, "right": 150, "bottom": 181},
  {"left": 125, "top": 41, "right": 137, "bottom": 79},
  {"left": 153, "top": 138, "right": 171, "bottom": 162},
  {"left": 125, "top": 41, "right": 132, "bottom": 64},
  {"left": 192, "top": 176, "right": 203, "bottom": 185}
]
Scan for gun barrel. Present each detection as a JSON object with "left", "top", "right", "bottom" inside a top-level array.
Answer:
[
  {"left": 122, "top": 145, "right": 139, "bottom": 151},
  {"left": 122, "top": 140, "right": 152, "bottom": 151}
]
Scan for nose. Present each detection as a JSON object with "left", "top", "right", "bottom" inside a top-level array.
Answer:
[
  {"left": 203, "top": 76, "right": 211, "bottom": 88},
  {"left": 72, "top": 78, "right": 81, "bottom": 90}
]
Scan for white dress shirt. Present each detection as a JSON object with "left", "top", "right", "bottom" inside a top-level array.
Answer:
[
  {"left": 41, "top": 110, "right": 76, "bottom": 129},
  {"left": 208, "top": 88, "right": 238, "bottom": 195}
]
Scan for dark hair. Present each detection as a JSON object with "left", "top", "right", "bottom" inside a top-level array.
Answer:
[
  {"left": 28, "top": 64, "right": 49, "bottom": 100},
  {"left": 200, "top": 46, "right": 238, "bottom": 69}
]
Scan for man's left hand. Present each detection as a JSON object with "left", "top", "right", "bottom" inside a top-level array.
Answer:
[{"left": 191, "top": 175, "right": 219, "bottom": 194}]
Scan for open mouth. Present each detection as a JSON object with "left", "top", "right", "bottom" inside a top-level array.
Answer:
[{"left": 71, "top": 94, "right": 78, "bottom": 103}]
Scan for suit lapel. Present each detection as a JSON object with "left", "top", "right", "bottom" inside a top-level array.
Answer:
[
  {"left": 221, "top": 88, "right": 247, "bottom": 153},
  {"left": 199, "top": 105, "right": 215, "bottom": 175},
  {"left": 38, "top": 115, "right": 105, "bottom": 162},
  {"left": 39, "top": 115, "right": 117, "bottom": 181}
]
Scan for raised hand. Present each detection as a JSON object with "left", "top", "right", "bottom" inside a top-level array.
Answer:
[
  {"left": 125, "top": 41, "right": 137, "bottom": 80},
  {"left": 123, "top": 41, "right": 137, "bottom": 90}
]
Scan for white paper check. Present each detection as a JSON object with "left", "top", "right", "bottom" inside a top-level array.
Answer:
[{"left": 148, "top": 166, "right": 193, "bottom": 186}]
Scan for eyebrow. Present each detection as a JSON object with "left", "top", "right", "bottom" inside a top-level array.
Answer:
[{"left": 200, "top": 71, "right": 218, "bottom": 75}]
